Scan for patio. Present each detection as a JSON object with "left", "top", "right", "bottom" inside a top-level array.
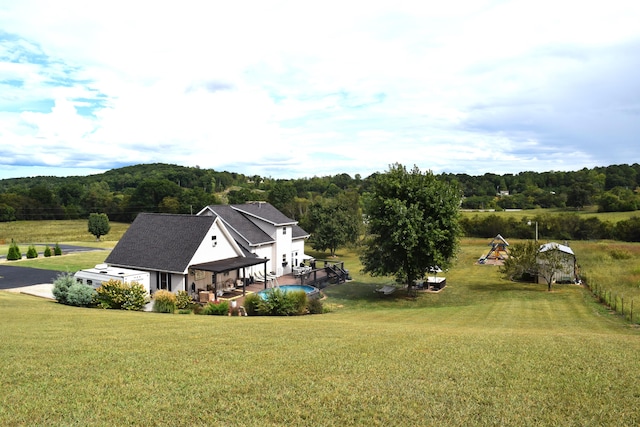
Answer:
[{"left": 207, "top": 268, "right": 330, "bottom": 306}]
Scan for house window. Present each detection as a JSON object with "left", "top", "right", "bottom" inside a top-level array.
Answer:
[
  {"left": 159, "top": 272, "right": 171, "bottom": 291},
  {"left": 283, "top": 227, "right": 287, "bottom": 235},
  {"left": 212, "top": 235, "right": 217, "bottom": 247}
]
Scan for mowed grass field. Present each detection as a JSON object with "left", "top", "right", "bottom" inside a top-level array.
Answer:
[{"left": 2, "top": 232, "right": 640, "bottom": 425}]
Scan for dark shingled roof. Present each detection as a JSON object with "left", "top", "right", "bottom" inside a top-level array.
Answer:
[
  {"left": 105, "top": 213, "right": 216, "bottom": 273},
  {"left": 231, "top": 202, "right": 297, "bottom": 226},
  {"left": 207, "top": 205, "right": 273, "bottom": 247},
  {"left": 292, "top": 224, "right": 310, "bottom": 240}
]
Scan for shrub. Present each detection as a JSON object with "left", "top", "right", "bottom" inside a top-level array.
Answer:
[
  {"left": 257, "top": 288, "right": 305, "bottom": 316},
  {"left": 7, "top": 240, "right": 21, "bottom": 261},
  {"left": 26, "top": 245, "right": 38, "bottom": 259},
  {"left": 608, "top": 248, "right": 633, "bottom": 260},
  {"left": 177, "top": 309, "right": 193, "bottom": 315},
  {"left": 44, "top": 245, "right": 52, "bottom": 257},
  {"left": 54, "top": 243, "right": 62, "bottom": 256},
  {"left": 175, "top": 290, "right": 192, "bottom": 310},
  {"left": 307, "top": 297, "right": 324, "bottom": 314},
  {"left": 52, "top": 272, "right": 76, "bottom": 305},
  {"left": 288, "top": 290, "right": 309, "bottom": 315},
  {"left": 243, "top": 293, "right": 261, "bottom": 316},
  {"left": 66, "top": 283, "right": 97, "bottom": 307},
  {"left": 153, "top": 290, "right": 176, "bottom": 313},
  {"left": 95, "top": 279, "right": 149, "bottom": 311},
  {"left": 201, "top": 301, "right": 229, "bottom": 316}
]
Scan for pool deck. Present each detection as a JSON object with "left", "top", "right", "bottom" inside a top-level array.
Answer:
[{"left": 213, "top": 271, "right": 327, "bottom": 306}]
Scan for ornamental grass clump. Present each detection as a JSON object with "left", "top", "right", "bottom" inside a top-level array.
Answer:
[
  {"left": 243, "top": 293, "right": 261, "bottom": 316},
  {"left": 153, "top": 290, "right": 176, "bottom": 313},
  {"left": 307, "top": 297, "right": 324, "bottom": 314}
]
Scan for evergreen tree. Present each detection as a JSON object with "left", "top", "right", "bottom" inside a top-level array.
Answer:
[{"left": 7, "top": 240, "right": 21, "bottom": 261}]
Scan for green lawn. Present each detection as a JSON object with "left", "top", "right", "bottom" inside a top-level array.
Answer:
[{"left": 2, "top": 240, "right": 640, "bottom": 426}]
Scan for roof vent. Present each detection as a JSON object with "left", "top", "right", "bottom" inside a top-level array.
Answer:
[{"left": 95, "top": 263, "right": 109, "bottom": 272}]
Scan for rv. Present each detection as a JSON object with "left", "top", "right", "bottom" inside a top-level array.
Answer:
[{"left": 74, "top": 264, "right": 150, "bottom": 293}]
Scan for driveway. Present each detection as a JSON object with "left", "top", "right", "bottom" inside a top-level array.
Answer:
[
  {"left": 0, "top": 244, "right": 106, "bottom": 260},
  {"left": 0, "top": 265, "right": 61, "bottom": 289},
  {"left": 0, "top": 244, "right": 105, "bottom": 295}
]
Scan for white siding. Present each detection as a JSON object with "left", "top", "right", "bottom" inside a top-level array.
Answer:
[{"left": 189, "top": 219, "right": 242, "bottom": 267}]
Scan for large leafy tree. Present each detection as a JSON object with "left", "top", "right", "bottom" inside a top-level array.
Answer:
[
  {"left": 88, "top": 213, "right": 111, "bottom": 241},
  {"left": 360, "top": 164, "right": 462, "bottom": 291},
  {"left": 307, "top": 197, "right": 360, "bottom": 256}
]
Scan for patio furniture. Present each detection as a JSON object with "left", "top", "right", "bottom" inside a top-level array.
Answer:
[
  {"left": 199, "top": 291, "right": 210, "bottom": 303},
  {"left": 375, "top": 285, "right": 396, "bottom": 295}
]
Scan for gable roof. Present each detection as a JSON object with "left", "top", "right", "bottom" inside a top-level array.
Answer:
[
  {"left": 231, "top": 202, "right": 297, "bottom": 226},
  {"left": 106, "top": 213, "right": 217, "bottom": 273},
  {"left": 292, "top": 224, "right": 310, "bottom": 240},
  {"left": 200, "top": 205, "right": 274, "bottom": 247},
  {"left": 199, "top": 202, "right": 310, "bottom": 244}
]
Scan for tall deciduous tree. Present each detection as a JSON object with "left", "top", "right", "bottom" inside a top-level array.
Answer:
[
  {"left": 88, "top": 213, "right": 111, "bottom": 241},
  {"left": 308, "top": 198, "right": 360, "bottom": 256},
  {"left": 360, "top": 164, "right": 462, "bottom": 291}
]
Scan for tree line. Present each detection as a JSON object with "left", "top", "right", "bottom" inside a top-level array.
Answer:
[{"left": 0, "top": 162, "right": 639, "bottom": 243}]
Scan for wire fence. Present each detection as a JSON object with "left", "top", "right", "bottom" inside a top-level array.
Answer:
[{"left": 585, "top": 280, "right": 640, "bottom": 324}]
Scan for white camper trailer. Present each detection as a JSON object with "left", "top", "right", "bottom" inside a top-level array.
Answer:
[{"left": 74, "top": 264, "right": 150, "bottom": 293}]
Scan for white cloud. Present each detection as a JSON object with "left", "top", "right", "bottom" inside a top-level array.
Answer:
[{"left": 0, "top": 0, "right": 639, "bottom": 179}]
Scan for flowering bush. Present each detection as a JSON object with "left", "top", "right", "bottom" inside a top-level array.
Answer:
[
  {"left": 95, "top": 279, "right": 149, "bottom": 311},
  {"left": 175, "top": 290, "right": 192, "bottom": 310}
]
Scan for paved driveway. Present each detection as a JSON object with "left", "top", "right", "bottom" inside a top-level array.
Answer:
[
  {"left": 0, "top": 265, "right": 61, "bottom": 290},
  {"left": 0, "top": 244, "right": 104, "bottom": 289}
]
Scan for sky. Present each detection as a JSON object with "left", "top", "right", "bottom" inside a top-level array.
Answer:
[{"left": 1, "top": 0, "right": 639, "bottom": 180}]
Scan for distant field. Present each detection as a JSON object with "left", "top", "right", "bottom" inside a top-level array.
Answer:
[
  {"left": 0, "top": 219, "right": 129, "bottom": 245},
  {"left": 461, "top": 206, "right": 639, "bottom": 223},
  {"left": 2, "top": 239, "right": 640, "bottom": 425}
]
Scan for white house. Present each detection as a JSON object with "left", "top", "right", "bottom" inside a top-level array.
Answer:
[
  {"left": 104, "top": 203, "right": 310, "bottom": 297},
  {"left": 197, "top": 202, "right": 310, "bottom": 277}
]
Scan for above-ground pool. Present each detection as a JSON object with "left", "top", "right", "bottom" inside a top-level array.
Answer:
[{"left": 257, "top": 284, "right": 320, "bottom": 299}]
